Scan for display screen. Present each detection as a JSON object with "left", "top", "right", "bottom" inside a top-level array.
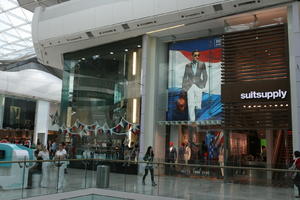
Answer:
[
  {"left": 0, "top": 150, "right": 5, "bottom": 159},
  {"left": 167, "top": 36, "right": 222, "bottom": 121}
]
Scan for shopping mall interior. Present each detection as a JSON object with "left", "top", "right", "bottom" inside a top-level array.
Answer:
[{"left": 1, "top": 0, "right": 300, "bottom": 199}]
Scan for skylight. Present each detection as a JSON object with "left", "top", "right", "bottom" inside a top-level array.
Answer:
[{"left": 0, "top": 0, "right": 34, "bottom": 61}]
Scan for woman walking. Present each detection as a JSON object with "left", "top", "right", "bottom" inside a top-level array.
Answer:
[
  {"left": 38, "top": 145, "right": 50, "bottom": 187},
  {"left": 142, "top": 146, "right": 156, "bottom": 186},
  {"left": 55, "top": 143, "right": 67, "bottom": 190}
]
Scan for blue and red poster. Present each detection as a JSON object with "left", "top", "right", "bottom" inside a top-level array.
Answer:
[{"left": 167, "top": 36, "right": 222, "bottom": 121}]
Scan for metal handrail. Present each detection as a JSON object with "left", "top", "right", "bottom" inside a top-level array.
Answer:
[{"left": 0, "top": 158, "right": 298, "bottom": 173}]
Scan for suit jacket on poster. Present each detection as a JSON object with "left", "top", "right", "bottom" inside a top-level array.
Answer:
[{"left": 182, "top": 61, "right": 208, "bottom": 92}]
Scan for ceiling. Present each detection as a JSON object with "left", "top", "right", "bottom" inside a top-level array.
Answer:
[
  {"left": 17, "top": 0, "right": 70, "bottom": 12},
  {"left": 0, "top": 0, "right": 34, "bottom": 62}
]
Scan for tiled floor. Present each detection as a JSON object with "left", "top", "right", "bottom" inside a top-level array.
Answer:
[{"left": 0, "top": 167, "right": 296, "bottom": 200}]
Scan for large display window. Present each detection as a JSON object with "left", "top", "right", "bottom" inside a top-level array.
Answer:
[{"left": 62, "top": 37, "right": 142, "bottom": 168}]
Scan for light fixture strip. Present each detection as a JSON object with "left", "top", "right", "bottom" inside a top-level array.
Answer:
[
  {"left": 132, "top": 51, "right": 137, "bottom": 75},
  {"left": 146, "top": 24, "right": 185, "bottom": 34},
  {"left": 132, "top": 98, "right": 137, "bottom": 123}
]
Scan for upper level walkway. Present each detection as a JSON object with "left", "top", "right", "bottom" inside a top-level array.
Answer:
[{"left": 0, "top": 165, "right": 294, "bottom": 200}]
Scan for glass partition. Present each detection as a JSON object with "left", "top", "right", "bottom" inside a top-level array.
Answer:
[{"left": 62, "top": 37, "right": 142, "bottom": 173}]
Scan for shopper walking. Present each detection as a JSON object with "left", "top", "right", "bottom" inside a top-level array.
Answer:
[
  {"left": 27, "top": 151, "right": 42, "bottom": 189},
  {"left": 142, "top": 146, "right": 157, "bottom": 186},
  {"left": 54, "top": 142, "right": 67, "bottom": 190},
  {"left": 291, "top": 151, "right": 300, "bottom": 198},
  {"left": 38, "top": 145, "right": 50, "bottom": 187}
]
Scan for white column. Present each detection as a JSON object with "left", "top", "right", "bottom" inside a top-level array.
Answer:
[
  {"left": 140, "top": 35, "right": 157, "bottom": 157},
  {"left": 0, "top": 95, "right": 5, "bottom": 129},
  {"left": 34, "top": 100, "right": 50, "bottom": 146},
  {"left": 288, "top": 2, "right": 300, "bottom": 152}
]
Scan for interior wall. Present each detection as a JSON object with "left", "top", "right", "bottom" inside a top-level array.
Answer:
[{"left": 34, "top": 100, "right": 50, "bottom": 145}]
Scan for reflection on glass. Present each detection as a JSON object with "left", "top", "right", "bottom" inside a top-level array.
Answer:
[{"left": 62, "top": 37, "right": 142, "bottom": 173}]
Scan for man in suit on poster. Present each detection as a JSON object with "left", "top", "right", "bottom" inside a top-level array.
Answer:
[{"left": 182, "top": 51, "right": 208, "bottom": 121}]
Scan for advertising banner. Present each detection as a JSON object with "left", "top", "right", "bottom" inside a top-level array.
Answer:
[{"left": 167, "top": 37, "right": 222, "bottom": 121}]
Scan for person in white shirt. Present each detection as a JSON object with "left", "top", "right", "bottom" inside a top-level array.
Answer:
[
  {"left": 55, "top": 143, "right": 67, "bottom": 190},
  {"left": 38, "top": 145, "right": 50, "bottom": 187}
]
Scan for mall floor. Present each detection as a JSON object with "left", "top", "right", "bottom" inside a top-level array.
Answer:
[{"left": 0, "top": 167, "right": 296, "bottom": 200}]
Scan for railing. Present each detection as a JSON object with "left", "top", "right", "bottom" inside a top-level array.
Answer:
[{"left": 0, "top": 158, "right": 298, "bottom": 200}]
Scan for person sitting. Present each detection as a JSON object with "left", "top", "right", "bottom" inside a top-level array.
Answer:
[{"left": 27, "top": 151, "right": 42, "bottom": 189}]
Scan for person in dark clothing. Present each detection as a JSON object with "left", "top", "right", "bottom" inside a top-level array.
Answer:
[
  {"left": 27, "top": 151, "right": 42, "bottom": 188},
  {"left": 292, "top": 151, "right": 300, "bottom": 198},
  {"left": 142, "top": 146, "right": 156, "bottom": 186}
]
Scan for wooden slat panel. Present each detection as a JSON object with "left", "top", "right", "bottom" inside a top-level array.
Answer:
[{"left": 221, "top": 24, "right": 290, "bottom": 129}]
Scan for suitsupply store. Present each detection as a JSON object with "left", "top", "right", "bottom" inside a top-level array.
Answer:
[
  {"left": 160, "top": 7, "right": 292, "bottom": 183},
  {"left": 58, "top": 5, "right": 292, "bottom": 182}
]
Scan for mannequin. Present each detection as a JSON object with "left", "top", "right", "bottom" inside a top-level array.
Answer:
[
  {"left": 218, "top": 145, "right": 224, "bottom": 177},
  {"left": 184, "top": 142, "right": 191, "bottom": 174},
  {"left": 168, "top": 142, "right": 177, "bottom": 174},
  {"left": 168, "top": 142, "right": 177, "bottom": 163}
]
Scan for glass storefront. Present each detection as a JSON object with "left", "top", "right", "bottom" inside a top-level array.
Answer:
[
  {"left": 3, "top": 96, "right": 36, "bottom": 130},
  {"left": 62, "top": 37, "right": 142, "bottom": 165},
  {"left": 0, "top": 96, "right": 36, "bottom": 143}
]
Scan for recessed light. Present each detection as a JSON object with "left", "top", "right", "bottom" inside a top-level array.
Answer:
[
  {"left": 125, "top": 49, "right": 128, "bottom": 52},
  {"left": 137, "top": 45, "right": 141, "bottom": 48},
  {"left": 93, "top": 55, "right": 100, "bottom": 59},
  {"left": 81, "top": 57, "right": 85, "bottom": 60},
  {"left": 110, "top": 52, "right": 114, "bottom": 55}
]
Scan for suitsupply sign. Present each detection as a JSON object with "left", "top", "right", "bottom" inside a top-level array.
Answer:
[{"left": 240, "top": 89, "right": 288, "bottom": 100}]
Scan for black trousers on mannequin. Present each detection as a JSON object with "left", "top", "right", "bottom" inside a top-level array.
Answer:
[{"left": 143, "top": 168, "right": 154, "bottom": 183}]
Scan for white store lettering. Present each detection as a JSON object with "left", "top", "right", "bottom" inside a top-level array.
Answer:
[{"left": 240, "top": 90, "right": 287, "bottom": 100}]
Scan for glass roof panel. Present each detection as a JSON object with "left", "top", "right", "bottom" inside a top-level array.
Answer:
[
  {"left": 0, "top": 22, "right": 10, "bottom": 31},
  {"left": 0, "top": 0, "right": 17, "bottom": 10},
  {"left": 0, "top": 0, "right": 34, "bottom": 61}
]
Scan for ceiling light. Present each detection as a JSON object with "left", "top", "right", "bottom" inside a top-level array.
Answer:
[
  {"left": 132, "top": 98, "right": 137, "bottom": 123},
  {"left": 125, "top": 49, "right": 128, "bottom": 52},
  {"left": 137, "top": 45, "right": 141, "bottom": 48},
  {"left": 146, "top": 24, "right": 185, "bottom": 34},
  {"left": 93, "top": 55, "right": 100, "bottom": 59},
  {"left": 110, "top": 52, "right": 114, "bottom": 55},
  {"left": 81, "top": 57, "right": 85, "bottom": 60},
  {"left": 132, "top": 52, "right": 137, "bottom": 76}
]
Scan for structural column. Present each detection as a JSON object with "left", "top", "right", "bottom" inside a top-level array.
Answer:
[
  {"left": 34, "top": 100, "right": 50, "bottom": 146},
  {"left": 0, "top": 95, "right": 5, "bottom": 129},
  {"left": 288, "top": 2, "right": 300, "bottom": 152},
  {"left": 223, "top": 129, "right": 230, "bottom": 182},
  {"left": 139, "top": 35, "right": 168, "bottom": 174},
  {"left": 140, "top": 35, "right": 157, "bottom": 158},
  {"left": 266, "top": 129, "right": 273, "bottom": 183}
]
